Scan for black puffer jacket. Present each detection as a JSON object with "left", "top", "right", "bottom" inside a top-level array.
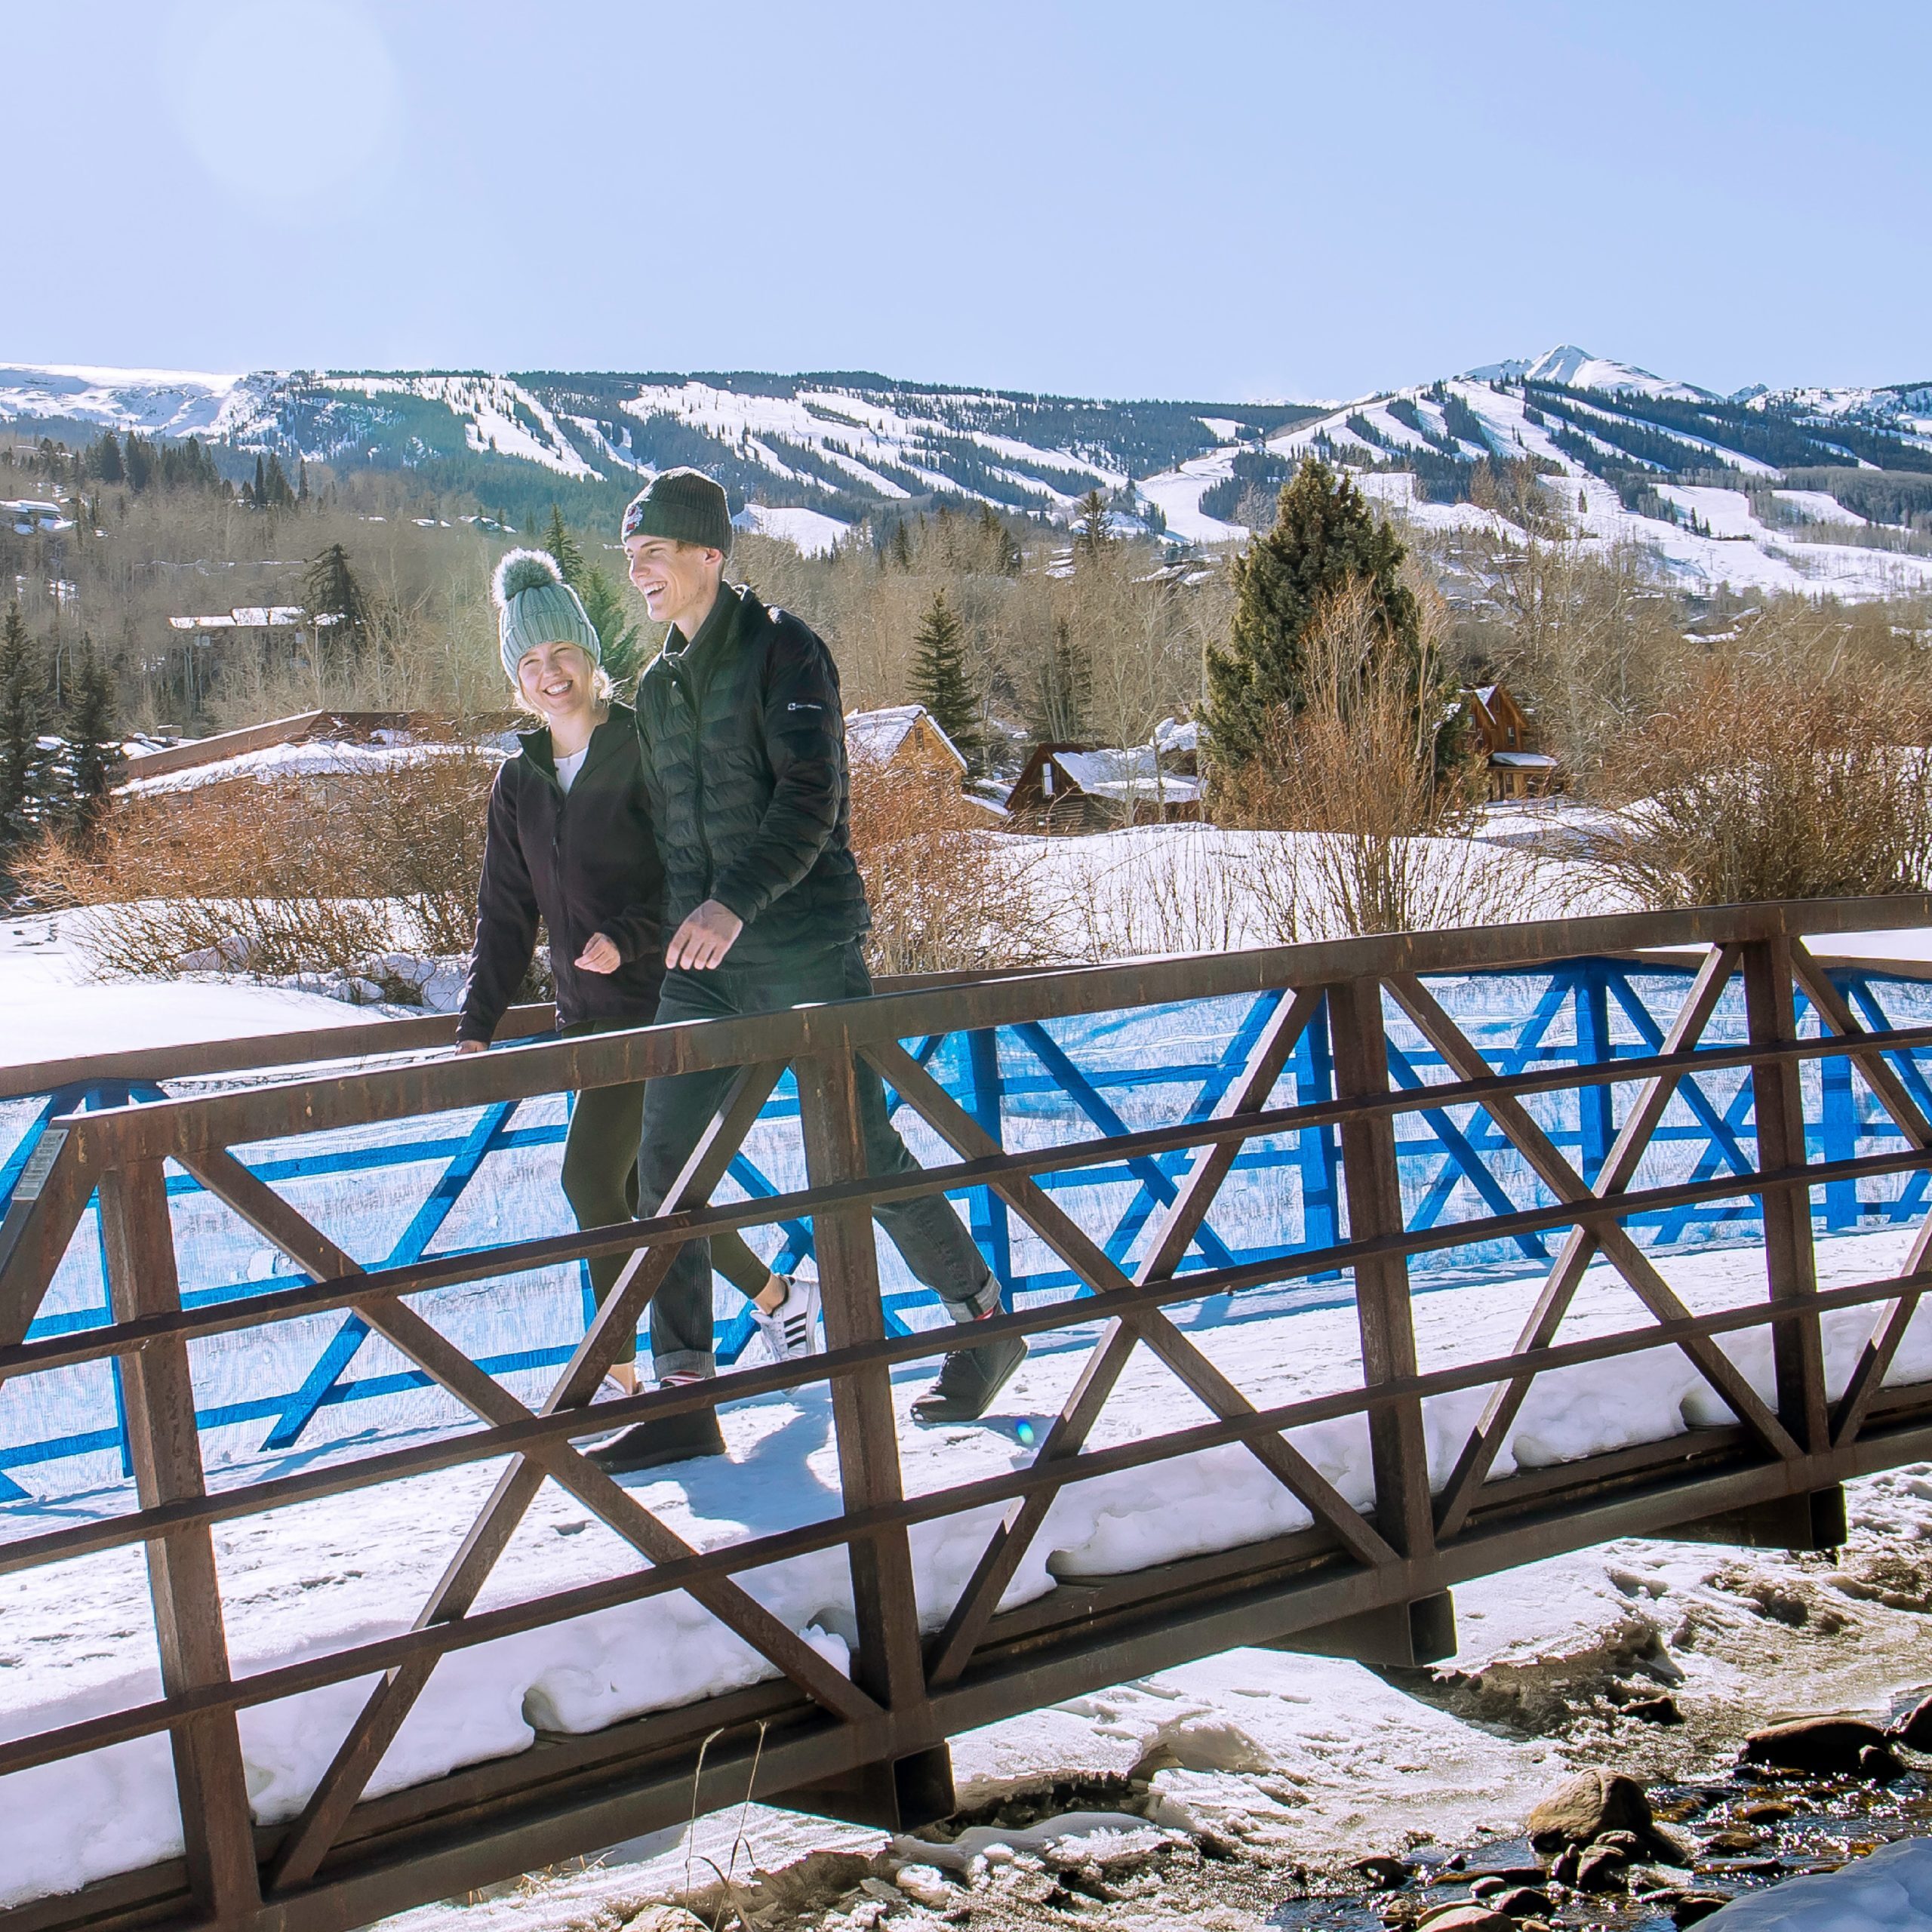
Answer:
[
  {"left": 457, "top": 705, "right": 665, "bottom": 1041},
  {"left": 634, "top": 583, "right": 869, "bottom": 968}
]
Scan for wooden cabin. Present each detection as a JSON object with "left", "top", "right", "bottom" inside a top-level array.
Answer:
[
  {"left": 844, "top": 704, "right": 969, "bottom": 783},
  {"left": 1005, "top": 742, "right": 1203, "bottom": 833},
  {"left": 1463, "top": 683, "right": 1559, "bottom": 800}
]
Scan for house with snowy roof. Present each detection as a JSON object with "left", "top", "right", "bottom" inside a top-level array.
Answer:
[
  {"left": 1004, "top": 740, "right": 1203, "bottom": 832},
  {"left": 116, "top": 710, "right": 501, "bottom": 795},
  {"left": 1463, "top": 681, "right": 1558, "bottom": 800},
  {"left": 844, "top": 705, "right": 970, "bottom": 783}
]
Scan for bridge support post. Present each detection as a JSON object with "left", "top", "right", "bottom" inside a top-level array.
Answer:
[
  {"left": 1743, "top": 938, "right": 1832, "bottom": 1456},
  {"left": 99, "top": 1158, "right": 263, "bottom": 1923},
  {"left": 1328, "top": 978, "right": 1435, "bottom": 1564},
  {"left": 778, "top": 1037, "right": 952, "bottom": 1832}
]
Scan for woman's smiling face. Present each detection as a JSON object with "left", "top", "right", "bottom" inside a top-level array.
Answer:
[{"left": 515, "top": 638, "right": 597, "bottom": 722}]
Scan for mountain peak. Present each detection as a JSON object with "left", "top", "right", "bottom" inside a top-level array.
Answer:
[{"left": 1462, "top": 344, "right": 1714, "bottom": 402}]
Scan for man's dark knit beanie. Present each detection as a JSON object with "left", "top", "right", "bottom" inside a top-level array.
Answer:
[{"left": 621, "top": 467, "right": 734, "bottom": 554}]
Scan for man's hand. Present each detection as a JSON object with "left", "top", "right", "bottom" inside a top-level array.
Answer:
[
  {"left": 666, "top": 899, "right": 743, "bottom": 971},
  {"left": 455, "top": 1038, "right": 488, "bottom": 1055},
  {"left": 576, "top": 932, "right": 622, "bottom": 974}
]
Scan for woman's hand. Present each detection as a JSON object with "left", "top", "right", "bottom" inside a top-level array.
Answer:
[
  {"left": 455, "top": 1039, "right": 488, "bottom": 1055},
  {"left": 577, "top": 932, "right": 623, "bottom": 974}
]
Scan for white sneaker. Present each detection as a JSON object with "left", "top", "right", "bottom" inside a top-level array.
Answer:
[
  {"left": 594, "top": 1373, "right": 635, "bottom": 1404},
  {"left": 751, "top": 1275, "right": 822, "bottom": 1361}
]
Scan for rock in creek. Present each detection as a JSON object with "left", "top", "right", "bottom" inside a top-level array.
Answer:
[
  {"left": 1526, "top": 1767, "right": 1654, "bottom": 1851},
  {"left": 1414, "top": 1907, "right": 1517, "bottom": 1931},
  {"left": 1741, "top": 1714, "right": 1889, "bottom": 1774},
  {"left": 1889, "top": 1690, "right": 1932, "bottom": 1750}
]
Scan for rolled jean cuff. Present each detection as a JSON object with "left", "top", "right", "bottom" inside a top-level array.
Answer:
[
  {"left": 942, "top": 1273, "right": 1004, "bottom": 1324},
  {"left": 651, "top": 1349, "right": 717, "bottom": 1383}
]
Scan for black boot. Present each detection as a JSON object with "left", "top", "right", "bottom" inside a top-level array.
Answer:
[
  {"left": 912, "top": 1331, "right": 1026, "bottom": 1425},
  {"left": 586, "top": 1405, "right": 726, "bottom": 1473}
]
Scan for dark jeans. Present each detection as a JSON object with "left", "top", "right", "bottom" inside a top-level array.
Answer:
[
  {"left": 560, "top": 1021, "right": 772, "bottom": 1365},
  {"left": 636, "top": 941, "right": 1000, "bottom": 1380}
]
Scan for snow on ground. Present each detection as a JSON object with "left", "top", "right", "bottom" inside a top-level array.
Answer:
[
  {"left": 2, "top": 1227, "right": 1930, "bottom": 1906},
  {"left": 733, "top": 503, "right": 851, "bottom": 556},
  {"left": 1703, "top": 1833, "right": 1932, "bottom": 1927},
  {"left": 0, "top": 915, "right": 389, "bottom": 1071},
  {"left": 1774, "top": 489, "right": 1869, "bottom": 528},
  {"left": 0, "top": 364, "right": 242, "bottom": 436},
  {"left": 1131, "top": 448, "right": 1247, "bottom": 545}
]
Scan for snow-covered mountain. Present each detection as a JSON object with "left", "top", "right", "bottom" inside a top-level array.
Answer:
[
  {"left": 4, "top": 349, "right": 1930, "bottom": 598},
  {"left": 1462, "top": 343, "right": 1715, "bottom": 402}
]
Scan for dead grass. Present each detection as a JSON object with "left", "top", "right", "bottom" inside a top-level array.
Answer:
[
  {"left": 1589, "top": 638, "right": 1932, "bottom": 908},
  {"left": 21, "top": 749, "right": 500, "bottom": 983}
]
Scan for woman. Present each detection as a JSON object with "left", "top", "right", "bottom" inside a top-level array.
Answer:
[{"left": 456, "top": 548, "right": 820, "bottom": 1390}]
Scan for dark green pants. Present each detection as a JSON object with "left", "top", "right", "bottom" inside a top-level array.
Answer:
[{"left": 561, "top": 1030, "right": 772, "bottom": 1366}]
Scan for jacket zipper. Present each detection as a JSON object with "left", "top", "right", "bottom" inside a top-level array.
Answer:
[{"left": 672, "top": 657, "right": 714, "bottom": 897}]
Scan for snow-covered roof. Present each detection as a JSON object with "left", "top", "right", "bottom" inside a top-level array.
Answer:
[
  {"left": 845, "top": 704, "right": 968, "bottom": 773},
  {"left": 1155, "top": 716, "right": 1199, "bottom": 753},
  {"left": 119, "top": 740, "right": 499, "bottom": 797},
  {"left": 1051, "top": 746, "right": 1202, "bottom": 802},
  {"left": 1491, "top": 750, "right": 1557, "bottom": 769}
]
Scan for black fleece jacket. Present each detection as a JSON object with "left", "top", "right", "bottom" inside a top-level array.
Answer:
[
  {"left": 633, "top": 583, "right": 869, "bottom": 968},
  {"left": 457, "top": 704, "right": 665, "bottom": 1041}
]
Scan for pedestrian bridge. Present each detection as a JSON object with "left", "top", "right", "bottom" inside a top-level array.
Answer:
[{"left": 3, "top": 901, "right": 1932, "bottom": 1932}]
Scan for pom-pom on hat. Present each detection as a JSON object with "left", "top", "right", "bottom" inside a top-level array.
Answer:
[{"left": 491, "top": 547, "right": 601, "bottom": 684}]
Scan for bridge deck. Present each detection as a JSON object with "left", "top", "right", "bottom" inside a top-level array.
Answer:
[{"left": 3, "top": 901, "right": 1932, "bottom": 1932}]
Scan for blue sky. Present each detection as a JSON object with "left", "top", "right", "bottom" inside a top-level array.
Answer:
[{"left": 10, "top": 1, "right": 1929, "bottom": 400}]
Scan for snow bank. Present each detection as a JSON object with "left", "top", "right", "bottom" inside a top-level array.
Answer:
[{"left": 1700, "top": 1832, "right": 1932, "bottom": 1928}]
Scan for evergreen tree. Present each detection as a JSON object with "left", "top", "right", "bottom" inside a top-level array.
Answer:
[
  {"left": 979, "top": 501, "right": 1023, "bottom": 574},
  {"left": 1074, "top": 488, "right": 1114, "bottom": 564},
  {"left": 0, "top": 604, "right": 53, "bottom": 875},
  {"left": 262, "top": 452, "right": 296, "bottom": 509},
  {"left": 252, "top": 453, "right": 267, "bottom": 507},
  {"left": 122, "top": 434, "right": 152, "bottom": 492},
  {"left": 91, "top": 431, "right": 125, "bottom": 485},
  {"left": 297, "top": 457, "right": 309, "bottom": 503},
  {"left": 542, "top": 504, "right": 586, "bottom": 581},
  {"left": 909, "top": 590, "right": 981, "bottom": 764},
  {"left": 64, "top": 637, "right": 121, "bottom": 844},
  {"left": 1203, "top": 457, "right": 1420, "bottom": 771},
  {"left": 303, "top": 543, "right": 368, "bottom": 647}
]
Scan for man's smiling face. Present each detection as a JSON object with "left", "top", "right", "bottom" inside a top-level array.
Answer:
[{"left": 624, "top": 536, "right": 721, "bottom": 633}]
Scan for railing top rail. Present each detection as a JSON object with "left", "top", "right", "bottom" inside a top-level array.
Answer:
[{"left": 38, "top": 900, "right": 1932, "bottom": 1167}]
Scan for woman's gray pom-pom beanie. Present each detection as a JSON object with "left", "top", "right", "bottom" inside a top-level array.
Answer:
[{"left": 492, "top": 548, "right": 601, "bottom": 682}]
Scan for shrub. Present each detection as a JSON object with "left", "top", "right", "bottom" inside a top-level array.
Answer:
[
  {"left": 1590, "top": 645, "right": 1932, "bottom": 908},
  {"left": 21, "top": 748, "right": 501, "bottom": 986},
  {"left": 847, "top": 755, "right": 1048, "bottom": 977}
]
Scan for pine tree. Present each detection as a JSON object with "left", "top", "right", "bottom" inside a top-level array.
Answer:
[
  {"left": 297, "top": 457, "right": 309, "bottom": 503},
  {"left": 64, "top": 637, "right": 121, "bottom": 844},
  {"left": 0, "top": 603, "right": 53, "bottom": 875},
  {"left": 122, "top": 434, "right": 152, "bottom": 492},
  {"left": 303, "top": 543, "right": 368, "bottom": 647},
  {"left": 909, "top": 590, "right": 981, "bottom": 764},
  {"left": 263, "top": 453, "right": 295, "bottom": 509},
  {"left": 91, "top": 431, "right": 125, "bottom": 485},
  {"left": 1203, "top": 457, "right": 1420, "bottom": 771},
  {"left": 1074, "top": 488, "right": 1114, "bottom": 564},
  {"left": 542, "top": 504, "right": 586, "bottom": 581}
]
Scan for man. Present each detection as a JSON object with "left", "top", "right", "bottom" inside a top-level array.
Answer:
[{"left": 588, "top": 467, "right": 1023, "bottom": 1474}]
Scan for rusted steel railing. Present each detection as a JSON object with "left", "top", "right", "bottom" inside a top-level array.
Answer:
[{"left": 3, "top": 901, "right": 1932, "bottom": 1932}]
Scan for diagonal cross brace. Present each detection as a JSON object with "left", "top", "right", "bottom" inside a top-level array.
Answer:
[
  {"left": 1386, "top": 968, "right": 1801, "bottom": 1471},
  {"left": 184, "top": 1064, "right": 878, "bottom": 1894},
  {"left": 1430, "top": 946, "right": 1741, "bottom": 1539},
  {"left": 874, "top": 998, "right": 1395, "bottom": 1691},
  {"left": 1788, "top": 943, "right": 1932, "bottom": 1445}
]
